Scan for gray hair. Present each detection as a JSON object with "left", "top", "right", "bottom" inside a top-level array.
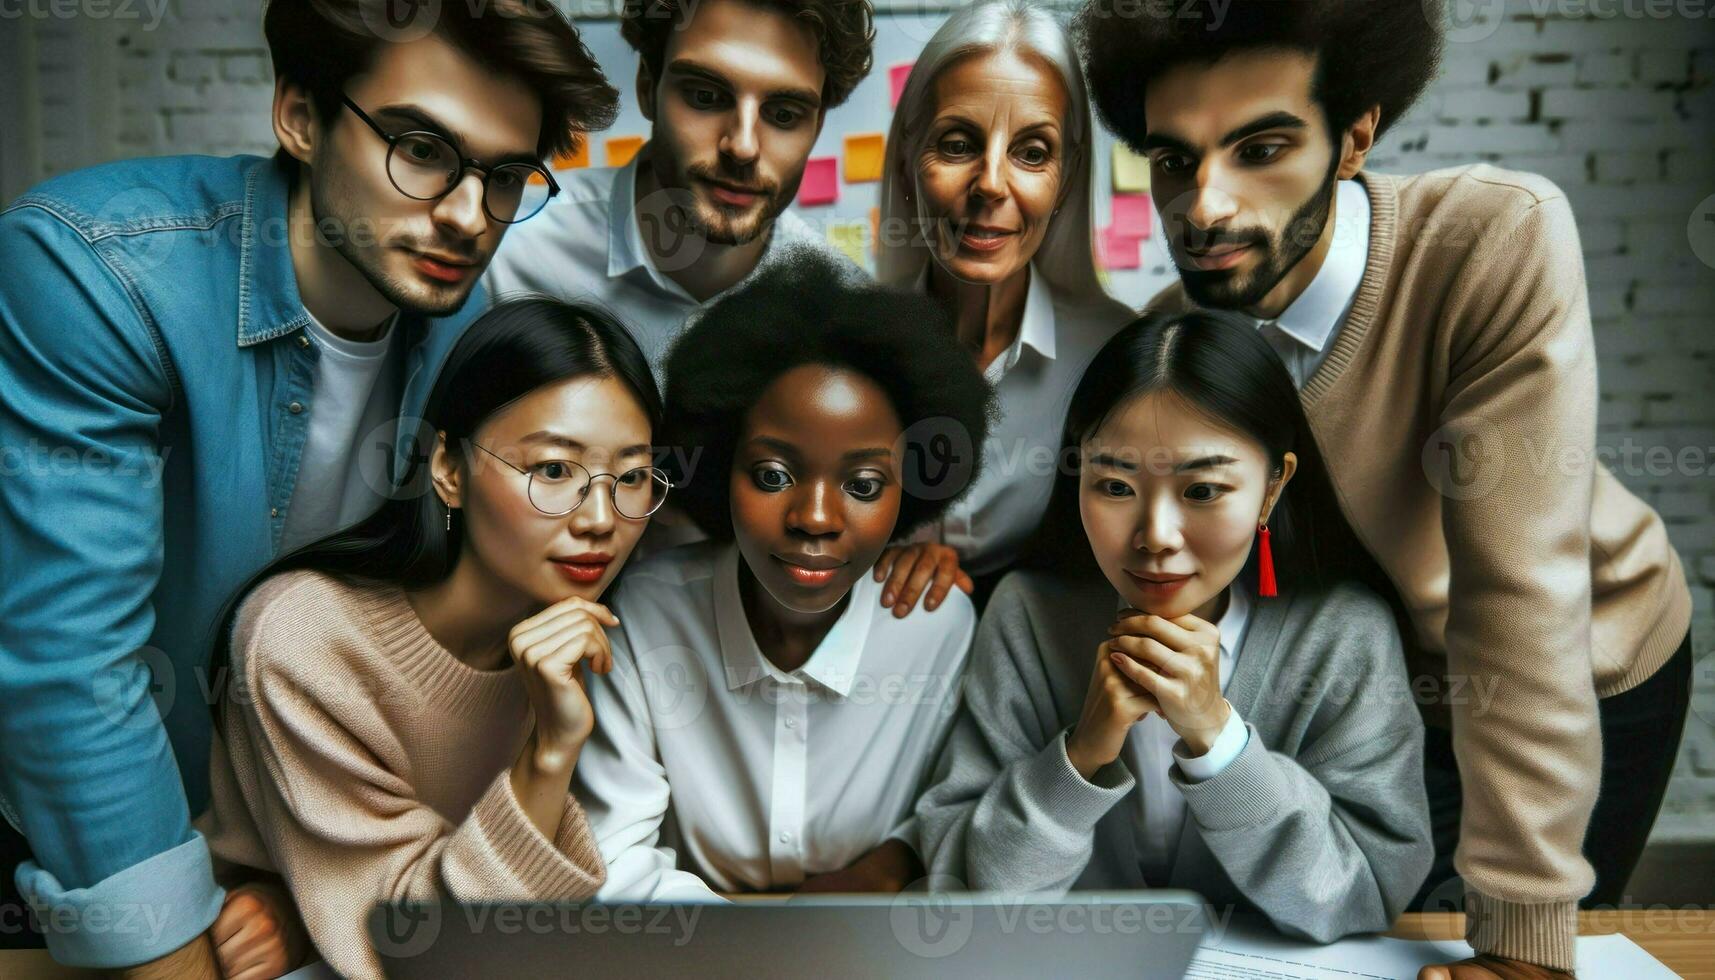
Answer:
[{"left": 876, "top": 0, "right": 1108, "bottom": 301}]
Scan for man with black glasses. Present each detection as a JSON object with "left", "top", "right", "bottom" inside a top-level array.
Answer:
[{"left": 0, "top": 0, "right": 617, "bottom": 975}]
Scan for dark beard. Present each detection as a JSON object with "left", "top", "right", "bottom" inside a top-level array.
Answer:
[
  {"left": 1179, "top": 163, "right": 1339, "bottom": 312},
  {"left": 651, "top": 156, "right": 786, "bottom": 248}
]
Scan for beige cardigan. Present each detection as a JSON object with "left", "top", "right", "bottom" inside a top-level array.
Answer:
[
  {"left": 1149, "top": 163, "right": 1690, "bottom": 971},
  {"left": 197, "top": 569, "right": 605, "bottom": 980}
]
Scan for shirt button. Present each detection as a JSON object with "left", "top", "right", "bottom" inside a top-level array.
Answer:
[
  {"left": 296, "top": 334, "right": 310, "bottom": 349},
  {"left": 288, "top": 401, "right": 304, "bottom": 414},
  {"left": 778, "top": 832, "right": 792, "bottom": 844},
  {"left": 269, "top": 507, "right": 278, "bottom": 518},
  {"left": 784, "top": 717, "right": 797, "bottom": 729}
]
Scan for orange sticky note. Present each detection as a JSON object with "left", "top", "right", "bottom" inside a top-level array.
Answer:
[
  {"left": 843, "top": 133, "right": 885, "bottom": 183},
  {"left": 798, "top": 157, "right": 839, "bottom": 206},
  {"left": 869, "top": 206, "right": 880, "bottom": 257},
  {"left": 889, "top": 62, "right": 914, "bottom": 108},
  {"left": 605, "top": 135, "right": 644, "bottom": 168},
  {"left": 551, "top": 141, "right": 591, "bottom": 171}
]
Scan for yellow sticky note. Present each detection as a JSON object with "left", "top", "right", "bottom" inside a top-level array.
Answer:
[
  {"left": 606, "top": 135, "right": 645, "bottom": 168},
  {"left": 843, "top": 133, "right": 885, "bottom": 183},
  {"left": 829, "top": 220, "right": 869, "bottom": 269},
  {"left": 551, "top": 141, "right": 591, "bottom": 171},
  {"left": 1113, "top": 143, "right": 1151, "bottom": 193}
]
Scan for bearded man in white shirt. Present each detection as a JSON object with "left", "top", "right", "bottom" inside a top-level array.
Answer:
[{"left": 482, "top": 0, "right": 875, "bottom": 380}]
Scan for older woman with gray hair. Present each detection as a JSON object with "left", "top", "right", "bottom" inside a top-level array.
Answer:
[{"left": 871, "top": 0, "right": 1132, "bottom": 617}]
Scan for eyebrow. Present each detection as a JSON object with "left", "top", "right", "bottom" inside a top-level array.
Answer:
[
  {"left": 372, "top": 104, "right": 541, "bottom": 167},
  {"left": 666, "top": 59, "right": 822, "bottom": 110},
  {"left": 518, "top": 431, "right": 652, "bottom": 457},
  {"left": 1141, "top": 110, "right": 1309, "bottom": 155},
  {"left": 1085, "top": 453, "right": 1238, "bottom": 473},
  {"left": 747, "top": 436, "right": 893, "bottom": 462},
  {"left": 936, "top": 114, "right": 1062, "bottom": 140},
  {"left": 1173, "top": 454, "right": 1239, "bottom": 474}
]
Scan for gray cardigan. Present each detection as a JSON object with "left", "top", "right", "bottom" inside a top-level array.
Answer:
[{"left": 913, "top": 568, "right": 1432, "bottom": 942}]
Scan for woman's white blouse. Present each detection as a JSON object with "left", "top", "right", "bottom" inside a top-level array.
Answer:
[
  {"left": 574, "top": 541, "right": 977, "bottom": 899},
  {"left": 906, "top": 262, "right": 1132, "bottom": 576}
]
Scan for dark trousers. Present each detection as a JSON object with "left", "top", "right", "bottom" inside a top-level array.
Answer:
[{"left": 1411, "top": 629, "right": 1695, "bottom": 911}]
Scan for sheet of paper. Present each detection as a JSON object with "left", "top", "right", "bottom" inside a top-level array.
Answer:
[
  {"left": 889, "top": 62, "right": 915, "bottom": 108},
  {"left": 798, "top": 156, "right": 839, "bottom": 206},
  {"left": 1187, "top": 920, "right": 1677, "bottom": 980},
  {"left": 1097, "top": 224, "right": 1140, "bottom": 270},
  {"left": 1113, "top": 142, "right": 1151, "bottom": 193},
  {"left": 604, "top": 135, "right": 644, "bottom": 168},
  {"left": 843, "top": 133, "right": 885, "bottom": 183},
  {"left": 1111, "top": 192, "right": 1153, "bottom": 239},
  {"left": 828, "top": 220, "right": 869, "bottom": 269}
]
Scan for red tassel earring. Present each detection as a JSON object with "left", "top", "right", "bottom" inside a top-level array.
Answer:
[{"left": 1256, "top": 522, "right": 1278, "bottom": 597}]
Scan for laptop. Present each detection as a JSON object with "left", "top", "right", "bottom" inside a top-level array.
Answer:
[{"left": 371, "top": 891, "right": 1208, "bottom": 978}]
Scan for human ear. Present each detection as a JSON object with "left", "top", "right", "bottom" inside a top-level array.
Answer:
[
  {"left": 429, "top": 431, "right": 465, "bottom": 510},
  {"left": 271, "top": 76, "right": 319, "bottom": 167},
  {"left": 1337, "top": 106, "right": 1380, "bottom": 180},
  {"left": 1260, "top": 451, "right": 1299, "bottom": 524}
]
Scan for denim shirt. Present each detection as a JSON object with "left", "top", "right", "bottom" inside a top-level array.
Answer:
[{"left": 0, "top": 154, "right": 480, "bottom": 966}]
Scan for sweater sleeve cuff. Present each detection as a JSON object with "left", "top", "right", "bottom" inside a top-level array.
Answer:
[
  {"left": 1172, "top": 724, "right": 1292, "bottom": 831},
  {"left": 16, "top": 831, "right": 226, "bottom": 969},
  {"left": 1029, "top": 729, "right": 1136, "bottom": 831},
  {"left": 1464, "top": 890, "right": 1578, "bottom": 973},
  {"left": 1173, "top": 703, "right": 1249, "bottom": 782},
  {"left": 470, "top": 771, "right": 605, "bottom": 900}
]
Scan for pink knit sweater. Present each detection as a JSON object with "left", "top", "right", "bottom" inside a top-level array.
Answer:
[{"left": 196, "top": 569, "right": 605, "bottom": 979}]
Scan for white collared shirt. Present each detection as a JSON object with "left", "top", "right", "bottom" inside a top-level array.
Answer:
[
  {"left": 480, "top": 145, "right": 858, "bottom": 386},
  {"left": 1257, "top": 179, "right": 1371, "bottom": 389},
  {"left": 574, "top": 541, "right": 977, "bottom": 899},
  {"left": 905, "top": 262, "right": 1131, "bottom": 575},
  {"left": 1114, "top": 586, "right": 1252, "bottom": 884}
]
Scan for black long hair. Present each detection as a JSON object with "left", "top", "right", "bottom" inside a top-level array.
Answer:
[
  {"left": 1025, "top": 308, "right": 1378, "bottom": 597},
  {"left": 208, "top": 297, "right": 662, "bottom": 714}
]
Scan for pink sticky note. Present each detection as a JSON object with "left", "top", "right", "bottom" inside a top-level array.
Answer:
[
  {"left": 797, "top": 157, "right": 839, "bottom": 206},
  {"left": 1097, "top": 225, "right": 1141, "bottom": 270},
  {"left": 889, "top": 62, "right": 915, "bottom": 109},
  {"left": 1110, "top": 193, "right": 1153, "bottom": 240}
]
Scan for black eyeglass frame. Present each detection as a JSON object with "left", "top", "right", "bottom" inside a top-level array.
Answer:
[{"left": 340, "top": 94, "right": 560, "bottom": 224}]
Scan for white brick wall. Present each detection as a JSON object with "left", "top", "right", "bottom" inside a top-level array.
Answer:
[{"left": 1, "top": 0, "right": 1713, "bottom": 846}]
